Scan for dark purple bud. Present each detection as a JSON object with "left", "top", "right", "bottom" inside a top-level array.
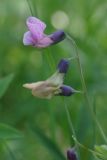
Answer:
[
  {"left": 59, "top": 85, "right": 75, "bottom": 96},
  {"left": 67, "top": 148, "right": 78, "bottom": 160},
  {"left": 50, "top": 30, "right": 66, "bottom": 44},
  {"left": 57, "top": 59, "right": 69, "bottom": 73}
]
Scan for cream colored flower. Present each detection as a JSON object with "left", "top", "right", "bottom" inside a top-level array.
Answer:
[
  {"left": 23, "top": 59, "right": 76, "bottom": 99},
  {"left": 23, "top": 71, "right": 64, "bottom": 99}
]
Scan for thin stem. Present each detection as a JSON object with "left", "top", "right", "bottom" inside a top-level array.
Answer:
[
  {"left": 93, "top": 93, "right": 97, "bottom": 146},
  {"left": 63, "top": 98, "right": 80, "bottom": 160},
  {"left": 72, "top": 136, "right": 102, "bottom": 157},
  {"left": 26, "top": 0, "right": 56, "bottom": 141},
  {"left": 67, "top": 56, "right": 78, "bottom": 61},
  {"left": 47, "top": 48, "right": 56, "bottom": 70},
  {"left": 48, "top": 104, "right": 56, "bottom": 142},
  {"left": 66, "top": 33, "right": 107, "bottom": 143},
  {"left": 26, "top": 0, "right": 34, "bottom": 16},
  {"left": 43, "top": 48, "right": 55, "bottom": 72},
  {"left": 32, "top": 1, "right": 39, "bottom": 17}
]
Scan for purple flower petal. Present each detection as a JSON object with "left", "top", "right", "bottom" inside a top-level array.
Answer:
[
  {"left": 57, "top": 59, "right": 69, "bottom": 73},
  {"left": 59, "top": 85, "right": 75, "bottom": 96},
  {"left": 50, "top": 30, "right": 66, "bottom": 44},
  {"left": 36, "top": 36, "right": 53, "bottom": 48},
  {"left": 23, "top": 17, "right": 66, "bottom": 48},
  {"left": 23, "top": 31, "right": 35, "bottom": 45},
  {"left": 67, "top": 149, "right": 78, "bottom": 160},
  {"left": 26, "top": 17, "right": 46, "bottom": 41}
]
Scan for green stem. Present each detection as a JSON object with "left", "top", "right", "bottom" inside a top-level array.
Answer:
[
  {"left": 48, "top": 104, "right": 56, "bottom": 142},
  {"left": 63, "top": 98, "right": 80, "bottom": 160},
  {"left": 64, "top": 99, "right": 77, "bottom": 143},
  {"left": 47, "top": 48, "right": 56, "bottom": 70},
  {"left": 93, "top": 93, "right": 97, "bottom": 146},
  {"left": 43, "top": 48, "right": 55, "bottom": 73},
  {"left": 43, "top": 50, "right": 56, "bottom": 141},
  {"left": 26, "top": 0, "right": 34, "bottom": 16},
  {"left": 72, "top": 136, "right": 102, "bottom": 157},
  {"left": 66, "top": 33, "right": 107, "bottom": 143},
  {"left": 25, "top": 0, "right": 56, "bottom": 141}
]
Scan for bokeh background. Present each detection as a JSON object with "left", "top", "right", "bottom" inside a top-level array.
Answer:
[{"left": 0, "top": 0, "right": 107, "bottom": 159}]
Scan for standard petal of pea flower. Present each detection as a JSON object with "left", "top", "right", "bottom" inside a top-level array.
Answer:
[
  {"left": 23, "top": 17, "right": 66, "bottom": 48},
  {"left": 23, "top": 59, "right": 77, "bottom": 99}
]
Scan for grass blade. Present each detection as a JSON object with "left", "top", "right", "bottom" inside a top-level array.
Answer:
[{"left": 30, "top": 125, "right": 66, "bottom": 160}]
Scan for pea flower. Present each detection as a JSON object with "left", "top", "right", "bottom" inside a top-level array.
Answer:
[
  {"left": 23, "top": 17, "right": 66, "bottom": 48},
  {"left": 23, "top": 59, "right": 77, "bottom": 99},
  {"left": 67, "top": 148, "right": 78, "bottom": 160}
]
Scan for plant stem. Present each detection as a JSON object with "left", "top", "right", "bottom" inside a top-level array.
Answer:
[
  {"left": 64, "top": 99, "right": 77, "bottom": 143},
  {"left": 72, "top": 136, "right": 102, "bottom": 157},
  {"left": 63, "top": 98, "right": 80, "bottom": 160},
  {"left": 66, "top": 34, "right": 107, "bottom": 143},
  {"left": 26, "top": 0, "right": 34, "bottom": 16},
  {"left": 43, "top": 48, "right": 55, "bottom": 73},
  {"left": 25, "top": 0, "right": 56, "bottom": 141},
  {"left": 93, "top": 93, "right": 97, "bottom": 146}
]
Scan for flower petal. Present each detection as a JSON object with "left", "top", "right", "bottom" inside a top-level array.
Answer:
[
  {"left": 36, "top": 36, "right": 53, "bottom": 48},
  {"left": 59, "top": 85, "right": 76, "bottom": 96},
  {"left": 26, "top": 17, "right": 46, "bottom": 41},
  {"left": 67, "top": 148, "right": 78, "bottom": 160},
  {"left": 47, "top": 71, "right": 64, "bottom": 86},
  {"left": 23, "top": 81, "right": 58, "bottom": 99},
  {"left": 57, "top": 59, "right": 69, "bottom": 73},
  {"left": 50, "top": 30, "right": 66, "bottom": 44},
  {"left": 23, "top": 31, "right": 35, "bottom": 45}
]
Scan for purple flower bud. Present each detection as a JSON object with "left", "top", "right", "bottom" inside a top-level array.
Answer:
[
  {"left": 59, "top": 85, "right": 75, "bottom": 96},
  {"left": 67, "top": 149, "right": 78, "bottom": 160},
  {"left": 50, "top": 30, "right": 66, "bottom": 44},
  {"left": 57, "top": 59, "right": 69, "bottom": 73}
]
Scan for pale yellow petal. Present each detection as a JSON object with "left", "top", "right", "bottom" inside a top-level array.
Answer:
[
  {"left": 47, "top": 71, "right": 64, "bottom": 86},
  {"left": 23, "top": 81, "right": 45, "bottom": 89}
]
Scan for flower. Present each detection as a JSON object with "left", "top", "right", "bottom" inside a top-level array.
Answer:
[
  {"left": 23, "top": 17, "right": 66, "bottom": 48},
  {"left": 57, "top": 59, "right": 69, "bottom": 73},
  {"left": 23, "top": 59, "right": 77, "bottom": 99},
  {"left": 67, "top": 148, "right": 78, "bottom": 160}
]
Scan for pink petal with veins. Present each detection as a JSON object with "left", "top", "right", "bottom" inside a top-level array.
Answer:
[{"left": 26, "top": 17, "right": 46, "bottom": 41}]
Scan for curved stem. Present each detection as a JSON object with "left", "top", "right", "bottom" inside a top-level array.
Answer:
[
  {"left": 66, "top": 33, "right": 107, "bottom": 143},
  {"left": 72, "top": 136, "right": 102, "bottom": 157}
]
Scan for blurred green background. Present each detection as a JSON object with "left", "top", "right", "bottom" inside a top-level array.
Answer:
[{"left": 0, "top": 0, "right": 107, "bottom": 159}]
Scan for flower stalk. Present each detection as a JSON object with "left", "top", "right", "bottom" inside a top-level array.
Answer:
[
  {"left": 64, "top": 98, "right": 80, "bottom": 160},
  {"left": 66, "top": 33, "right": 107, "bottom": 144}
]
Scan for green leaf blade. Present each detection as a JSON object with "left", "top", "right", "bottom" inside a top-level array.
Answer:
[
  {"left": 30, "top": 126, "right": 66, "bottom": 160},
  {"left": 0, "top": 74, "right": 14, "bottom": 99},
  {"left": 0, "top": 123, "right": 23, "bottom": 140}
]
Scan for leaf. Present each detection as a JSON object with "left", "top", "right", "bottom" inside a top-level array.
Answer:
[
  {"left": 94, "top": 145, "right": 107, "bottom": 160},
  {"left": 0, "top": 123, "right": 23, "bottom": 140},
  {"left": 0, "top": 74, "right": 14, "bottom": 98},
  {"left": 30, "top": 125, "right": 66, "bottom": 160}
]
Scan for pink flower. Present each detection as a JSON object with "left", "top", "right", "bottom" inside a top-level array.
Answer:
[{"left": 23, "top": 17, "right": 66, "bottom": 48}]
